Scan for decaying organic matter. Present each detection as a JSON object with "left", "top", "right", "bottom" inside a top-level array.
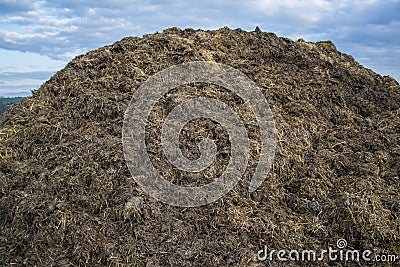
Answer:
[{"left": 0, "top": 27, "right": 399, "bottom": 266}]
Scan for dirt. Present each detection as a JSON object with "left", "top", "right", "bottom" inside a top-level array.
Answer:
[{"left": 0, "top": 27, "right": 399, "bottom": 266}]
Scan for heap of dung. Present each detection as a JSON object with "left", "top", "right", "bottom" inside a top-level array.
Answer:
[{"left": 1, "top": 27, "right": 399, "bottom": 266}]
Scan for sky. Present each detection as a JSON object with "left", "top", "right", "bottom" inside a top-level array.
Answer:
[{"left": 0, "top": 0, "right": 399, "bottom": 97}]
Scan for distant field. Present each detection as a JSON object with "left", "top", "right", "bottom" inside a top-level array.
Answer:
[{"left": 0, "top": 97, "right": 25, "bottom": 104}]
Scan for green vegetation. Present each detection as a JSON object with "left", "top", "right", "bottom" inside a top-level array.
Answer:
[{"left": 0, "top": 97, "right": 24, "bottom": 104}]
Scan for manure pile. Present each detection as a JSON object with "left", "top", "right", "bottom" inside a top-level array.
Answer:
[{"left": 1, "top": 27, "right": 399, "bottom": 266}]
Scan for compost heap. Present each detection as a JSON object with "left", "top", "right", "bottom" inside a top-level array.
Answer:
[{"left": 1, "top": 27, "right": 399, "bottom": 266}]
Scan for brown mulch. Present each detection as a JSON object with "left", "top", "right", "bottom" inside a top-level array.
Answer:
[{"left": 0, "top": 27, "right": 399, "bottom": 266}]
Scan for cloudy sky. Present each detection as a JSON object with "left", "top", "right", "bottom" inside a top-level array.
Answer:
[{"left": 0, "top": 0, "right": 399, "bottom": 97}]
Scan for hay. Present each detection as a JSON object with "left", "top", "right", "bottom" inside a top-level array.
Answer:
[{"left": 0, "top": 27, "right": 399, "bottom": 266}]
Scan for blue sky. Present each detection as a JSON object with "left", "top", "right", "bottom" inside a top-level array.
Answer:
[{"left": 0, "top": 0, "right": 399, "bottom": 97}]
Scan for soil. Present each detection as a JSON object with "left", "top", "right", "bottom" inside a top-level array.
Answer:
[{"left": 0, "top": 27, "right": 399, "bottom": 266}]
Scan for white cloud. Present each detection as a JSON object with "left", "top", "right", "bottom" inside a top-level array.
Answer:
[{"left": 248, "top": 0, "right": 334, "bottom": 22}]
